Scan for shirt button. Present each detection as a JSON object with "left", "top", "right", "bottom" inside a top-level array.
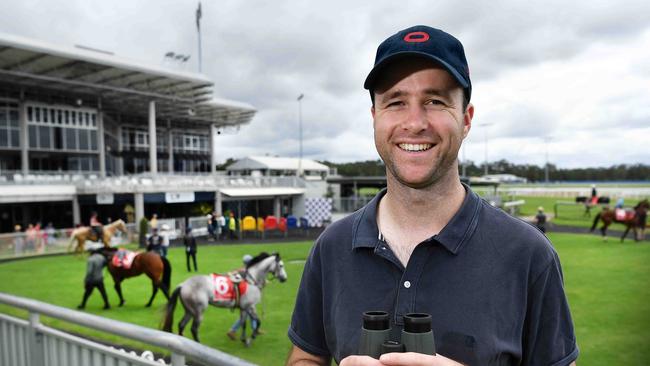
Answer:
[{"left": 404, "top": 281, "right": 411, "bottom": 289}]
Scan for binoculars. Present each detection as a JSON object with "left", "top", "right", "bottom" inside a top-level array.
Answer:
[{"left": 358, "top": 311, "right": 436, "bottom": 359}]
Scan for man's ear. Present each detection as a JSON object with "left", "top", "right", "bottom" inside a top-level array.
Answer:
[{"left": 462, "top": 103, "right": 474, "bottom": 139}]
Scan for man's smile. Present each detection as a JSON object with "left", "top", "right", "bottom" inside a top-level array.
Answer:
[{"left": 397, "top": 143, "right": 434, "bottom": 152}]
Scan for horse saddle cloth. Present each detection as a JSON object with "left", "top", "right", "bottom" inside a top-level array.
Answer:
[
  {"left": 111, "top": 249, "right": 137, "bottom": 269},
  {"left": 210, "top": 273, "right": 248, "bottom": 304},
  {"left": 615, "top": 209, "right": 634, "bottom": 221}
]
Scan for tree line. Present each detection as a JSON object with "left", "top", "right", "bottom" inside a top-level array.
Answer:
[{"left": 320, "top": 159, "right": 650, "bottom": 182}]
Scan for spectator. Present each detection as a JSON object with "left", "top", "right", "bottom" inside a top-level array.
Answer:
[
  {"left": 13, "top": 225, "right": 24, "bottom": 255},
  {"left": 45, "top": 222, "right": 56, "bottom": 246},
  {"left": 184, "top": 226, "right": 198, "bottom": 272},
  {"left": 147, "top": 227, "right": 164, "bottom": 256},
  {"left": 149, "top": 214, "right": 158, "bottom": 233},
  {"left": 77, "top": 250, "right": 110, "bottom": 310},
  {"left": 90, "top": 212, "right": 103, "bottom": 241},
  {"left": 207, "top": 214, "right": 216, "bottom": 241},
  {"left": 216, "top": 212, "right": 226, "bottom": 240},
  {"left": 228, "top": 212, "right": 237, "bottom": 240},
  {"left": 25, "top": 224, "right": 36, "bottom": 252},
  {"left": 535, "top": 206, "right": 547, "bottom": 233},
  {"left": 160, "top": 224, "right": 171, "bottom": 258}
]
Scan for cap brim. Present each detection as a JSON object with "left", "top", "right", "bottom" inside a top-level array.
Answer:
[{"left": 364, "top": 51, "right": 469, "bottom": 91}]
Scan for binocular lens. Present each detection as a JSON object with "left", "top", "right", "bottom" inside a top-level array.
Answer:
[{"left": 362, "top": 311, "right": 390, "bottom": 330}]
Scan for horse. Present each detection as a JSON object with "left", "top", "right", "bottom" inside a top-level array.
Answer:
[
  {"left": 68, "top": 219, "right": 128, "bottom": 253},
  {"left": 98, "top": 248, "right": 172, "bottom": 307},
  {"left": 162, "top": 252, "right": 287, "bottom": 346},
  {"left": 590, "top": 199, "right": 649, "bottom": 242}
]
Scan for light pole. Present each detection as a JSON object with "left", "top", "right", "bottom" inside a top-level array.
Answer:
[
  {"left": 544, "top": 136, "right": 552, "bottom": 183},
  {"left": 297, "top": 94, "right": 304, "bottom": 177},
  {"left": 479, "top": 123, "right": 493, "bottom": 176}
]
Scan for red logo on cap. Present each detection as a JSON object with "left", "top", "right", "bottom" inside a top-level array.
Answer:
[{"left": 403, "top": 31, "right": 430, "bottom": 43}]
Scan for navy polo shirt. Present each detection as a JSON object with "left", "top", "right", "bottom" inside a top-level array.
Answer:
[{"left": 289, "top": 186, "right": 578, "bottom": 365}]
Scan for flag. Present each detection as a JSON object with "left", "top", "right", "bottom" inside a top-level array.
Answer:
[{"left": 196, "top": 2, "right": 202, "bottom": 30}]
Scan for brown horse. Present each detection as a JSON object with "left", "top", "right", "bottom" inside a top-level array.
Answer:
[
  {"left": 68, "top": 219, "right": 128, "bottom": 253},
  {"left": 99, "top": 248, "right": 172, "bottom": 307},
  {"left": 590, "top": 199, "right": 649, "bottom": 242}
]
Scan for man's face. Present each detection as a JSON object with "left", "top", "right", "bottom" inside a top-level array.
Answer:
[{"left": 371, "top": 58, "right": 473, "bottom": 189}]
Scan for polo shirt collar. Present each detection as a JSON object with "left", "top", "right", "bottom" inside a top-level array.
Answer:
[{"left": 351, "top": 183, "right": 481, "bottom": 255}]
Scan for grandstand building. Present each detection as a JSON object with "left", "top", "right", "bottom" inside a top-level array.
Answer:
[{"left": 0, "top": 32, "right": 313, "bottom": 233}]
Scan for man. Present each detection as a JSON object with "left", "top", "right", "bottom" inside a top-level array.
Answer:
[
  {"left": 184, "top": 225, "right": 198, "bottom": 272},
  {"left": 89, "top": 211, "right": 103, "bottom": 242},
  {"left": 287, "top": 26, "right": 578, "bottom": 365},
  {"left": 147, "top": 227, "right": 164, "bottom": 256},
  {"left": 78, "top": 250, "right": 110, "bottom": 310},
  {"left": 535, "top": 206, "right": 547, "bottom": 233}
]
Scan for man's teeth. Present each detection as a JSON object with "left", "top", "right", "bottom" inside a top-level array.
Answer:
[{"left": 398, "top": 143, "right": 432, "bottom": 152}]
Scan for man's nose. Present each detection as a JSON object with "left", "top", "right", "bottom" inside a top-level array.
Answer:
[{"left": 402, "top": 104, "right": 428, "bottom": 132}]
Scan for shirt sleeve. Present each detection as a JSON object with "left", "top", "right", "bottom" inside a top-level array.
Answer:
[
  {"left": 288, "top": 241, "right": 331, "bottom": 357},
  {"left": 522, "top": 251, "right": 579, "bottom": 366}
]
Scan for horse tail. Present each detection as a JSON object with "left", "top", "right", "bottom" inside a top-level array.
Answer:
[
  {"left": 162, "top": 286, "right": 181, "bottom": 332},
  {"left": 161, "top": 256, "right": 172, "bottom": 291},
  {"left": 590, "top": 212, "right": 601, "bottom": 232}
]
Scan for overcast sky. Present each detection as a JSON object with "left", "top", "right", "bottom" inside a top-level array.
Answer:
[{"left": 2, "top": 0, "right": 649, "bottom": 168}]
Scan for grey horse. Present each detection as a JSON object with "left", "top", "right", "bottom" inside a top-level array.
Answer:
[{"left": 162, "top": 252, "right": 287, "bottom": 345}]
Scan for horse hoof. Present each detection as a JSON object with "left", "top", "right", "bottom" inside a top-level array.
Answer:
[{"left": 145, "top": 304, "right": 152, "bottom": 308}]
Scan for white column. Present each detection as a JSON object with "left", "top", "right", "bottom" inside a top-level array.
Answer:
[
  {"left": 274, "top": 196, "right": 281, "bottom": 218},
  {"left": 116, "top": 124, "right": 124, "bottom": 175},
  {"left": 72, "top": 196, "right": 81, "bottom": 226},
  {"left": 148, "top": 101, "right": 157, "bottom": 174},
  {"left": 167, "top": 120, "right": 174, "bottom": 173},
  {"left": 215, "top": 190, "right": 222, "bottom": 214},
  {"left": 210, "top": 124, "right": 217, "bottom": 174},
  {"left": 97, "top": 104, "right": 106, "bottom": 178},
  {"left": 20, "top": 101, "right": 29, "bottom": 174},
  {"left": 135, "top": 192, "right": 144, "bottom": 225}
]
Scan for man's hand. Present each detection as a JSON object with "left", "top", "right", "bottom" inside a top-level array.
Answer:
[{"left": 340, "top": 353, "right": 464, "bottom": 366}]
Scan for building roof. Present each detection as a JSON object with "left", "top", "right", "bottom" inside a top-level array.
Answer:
[
  {"left": 227, "top": 156, "right": 330, "bottom": 172},
  {"left": 0, "top": 32, "right": 255, "bottom": 128}
]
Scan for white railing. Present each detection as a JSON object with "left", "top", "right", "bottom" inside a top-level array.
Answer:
[{"left": 0, "top": 292, "right": 256, "bottom": 366}]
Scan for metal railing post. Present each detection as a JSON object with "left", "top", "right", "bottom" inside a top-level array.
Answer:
[
  {"left": 28, "top": 312, "right": 45, "bottom": 366},
  {"left": 171, "top": 353, "right": 185, "bottom": 366}
]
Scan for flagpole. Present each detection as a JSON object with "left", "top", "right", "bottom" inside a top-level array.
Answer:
[{"left": 196, "top": 2, "right": 203, "bottom": 73}]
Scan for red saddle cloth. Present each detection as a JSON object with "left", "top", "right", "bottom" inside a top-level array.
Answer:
[
  {"left": 615, "top": 209, "right": 634, "bottom": 221},
  {"left": 210, "top": 273, "right": 248, "bottom": 302},
  {"left": 111, "top": 250, "right": 137, "bottom": 269}
]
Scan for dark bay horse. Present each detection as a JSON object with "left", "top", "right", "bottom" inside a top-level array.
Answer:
[
  {"left": 100, "top": 248, "right": 172, "bottom": 307},
  {"left": 162, "top": 252, "right": 287, "bottom": 345},
  {"left": 590, "top": 199, "right": 649, "bottom": 242},
  {"left": 68, "top": 219, "right": 128, "bottom": 253}
]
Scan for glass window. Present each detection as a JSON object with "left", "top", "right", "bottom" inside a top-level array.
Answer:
[
  {"left": 65, "top": 128, "right": 77, "bottom": 150},
  {"left": 68, "top": 157, "right": 79, "bottom": 171},
  {"left": 91, "top": 114, "right": 96, "bottom": 127},
  {"left": 0, "top": 129, "right": 7, "bottom": 147},
  {"left": 54, "top": 127, "right": 63, "bottom": 149},
  {"left": 43, "top": 108, "right": 48, "bottom": 122},
  {"left": 59, "top": 110, "right": 65, "bottom": 125},
  {"left": 64, "top": 110, "right": 69, "bottom": 125},
  {"left": 39, "top": 126, "right": 51, "bottom": 149},
  {"left": 10, "top": 110, "right": 18, "bottom": 127},
  {"left": 10, "top": 130, "right": 19, "bottom": 148},
  {"left": 90, "top": 130, "right": 97, "bottom": 150},
  {"left": 85, "top": 113, "right": 90, "bottom": 125},
  {"left": 80, "top": 157, "right": 90, "bottom": 171},
  {"left": 29, "top": 125, "right": 38, "bottom": 148},
  {"left": 78, "top": 129, "right": 89, "bottom": 150},
  {"left": 71, "top": 111, "right": 76, "bottom": 124},
  {"left": 27, "top": 107, "right": 33, "bottom": 121},
  {"left": 0, "top": 109, "right": 6, "bottom": 127},
  {"left": 91, "top": 157, "right": 99, "bottom": 171},
  {"left": 35, "top": 108, "right": 41, "bottom": 122}
]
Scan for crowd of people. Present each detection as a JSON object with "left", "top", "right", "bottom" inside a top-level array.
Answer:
[{"left": 12, "top": 222, "right": 56, "bottom": 254}]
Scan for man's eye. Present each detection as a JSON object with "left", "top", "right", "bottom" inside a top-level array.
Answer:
[
  {"left": 427, "top": 99, "right": 445, "bottom": 105},
  {"left": 387, "top": 101, "right": 403, "bottom": 107}
]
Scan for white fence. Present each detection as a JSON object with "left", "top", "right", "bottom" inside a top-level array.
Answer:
[{"left": 0, "top": 292, "right": 256, "bottom": 366}]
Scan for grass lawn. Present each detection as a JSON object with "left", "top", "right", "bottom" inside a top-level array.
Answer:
[{"left": 1, "top": 234, "right": 649, "bottom": 365}]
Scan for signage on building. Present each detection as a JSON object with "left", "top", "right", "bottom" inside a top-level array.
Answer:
[
  {"left": 165, "top": 192, "right": 195, "bottom": 203},
  {"left": 96, "top": 193, "right": 114, "bottom": 205}
]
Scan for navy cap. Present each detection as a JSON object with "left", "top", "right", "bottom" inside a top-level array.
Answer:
[{"left": 364, "top": 25, "right": 471, "bottom": 101}]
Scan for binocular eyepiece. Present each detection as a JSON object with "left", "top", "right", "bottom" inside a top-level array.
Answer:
[{"left": 358, "top": 311, "right": 436, "bottom": 358}]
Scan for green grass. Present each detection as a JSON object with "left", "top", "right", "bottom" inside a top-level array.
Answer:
[{"left": 1, "top": 235, "right": 649, "bottom": 365}]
